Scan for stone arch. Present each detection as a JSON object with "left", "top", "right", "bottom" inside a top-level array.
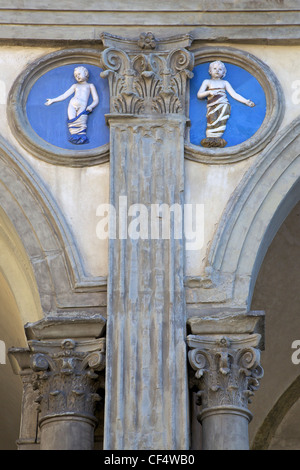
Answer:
[
  {"left": 0, "top": 134, "right": 106, "bottom": 318},
  {"left": 0, "top": 205, "right": 42, "bottom": 324},
  {"left": 251, "top": 375, "right": 300, "bottom": 450},
  {"left": 207, "top": 116, "right": 300, "bottom": 310}
]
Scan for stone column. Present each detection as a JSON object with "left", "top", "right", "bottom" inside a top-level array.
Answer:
[
  {"left": 12, "top": 367, "right": 40, "bottom": 450},
  {"left": 187, "top": 312, "right": 264, "bottom": 450},
  {"left": 100, "top": 33, "right": 194, "bottom": 449},
  {"left": 9, "top": 317, "right": 105, "bottom": 450}
]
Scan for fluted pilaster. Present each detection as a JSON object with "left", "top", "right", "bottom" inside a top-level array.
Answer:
[{"left": 100, "top": 32, "right": 193, "bottom": 450}]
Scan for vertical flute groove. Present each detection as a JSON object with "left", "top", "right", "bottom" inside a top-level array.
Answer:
[{"left": 105, "top": 116, "right": 189, "bottom": 450}]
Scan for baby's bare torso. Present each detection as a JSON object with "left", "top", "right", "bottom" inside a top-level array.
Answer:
[
  {"left": 205, "top": 79, "right": 227, "bottom": 90},
  {"left": 71, "top": 83, "right": 91, "bottom": 109}
]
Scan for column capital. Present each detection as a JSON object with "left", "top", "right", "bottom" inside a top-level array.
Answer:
[
  {"left": 9, "top": 317, "right": 106, "bottom": 449},
  {"left": 187, "top": 312, "right": 264, "bottom": 423},
  {"left": 99, "top": 31, "right": 194, "bottom": 116}
]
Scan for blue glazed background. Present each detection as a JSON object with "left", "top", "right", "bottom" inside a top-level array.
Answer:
[
  {"left": 189, "top": 63, "right": 266, "bottom": 147},
  {"left": 26, "top": 64, "right": 110, "bottom": 150}
]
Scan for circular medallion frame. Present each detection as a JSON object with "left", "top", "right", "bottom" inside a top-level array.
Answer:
[
  {"left": 185, "top": 46, "right": 285, "bottom": 164},
  {"left": 7, "top": 48, "right": 109, "bottom": 167}
]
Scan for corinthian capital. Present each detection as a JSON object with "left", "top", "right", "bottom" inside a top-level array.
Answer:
[
  {"left": 9, "top": 317, "right": 106, "bottom": 437},
  {"left": 28, "top": 337, "right": 105, "bottom": 425},
  {"left": 188, "top": 334, "right": 263, "bottom": 421},
  {"left": 100, "top": 32, "right": 194, "bottom": 116}
]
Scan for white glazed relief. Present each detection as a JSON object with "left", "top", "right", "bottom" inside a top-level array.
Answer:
[
  {"left": 7, "top": 49, "right": 110, "bottom": 167},
  {"left": 45, "top": 66, "right": 99, "bottom": 145},
  {"left": 197, "top": 60, "right": 255, "bottom": 148},
  {"left": 185, "top": 47, "right": 284, "bottom": 164}
]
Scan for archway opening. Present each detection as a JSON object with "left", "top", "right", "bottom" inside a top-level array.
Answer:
[
  {"left": 0, "top": 273, "right": 26, "bottom": 449},
  {"left": 250, "top": 199, "right": 300, "bottom": 450},
  {"left": 0, "top": 207, "right": 42, "bottom": 449}
]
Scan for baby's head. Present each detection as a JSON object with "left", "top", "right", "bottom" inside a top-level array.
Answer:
[
  {"left": 74, "top": 66, "right": 89, "bottom": 82},
  {"left": 208, "top": 61, "right": 227, "bottom": 78}
]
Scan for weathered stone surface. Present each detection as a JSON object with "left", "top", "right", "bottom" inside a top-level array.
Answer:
[
  {"left": 1, "top": 7, "right": 298, "bottom": 452},
  {"left": 9, "top": 318, "right": 105, "bottom": 450},
  {"left": 100, "top": 34, "right": 193, "bottom": 450},
  {"left": 100, "top": 40, "right": 194, "bottom": 116},
  {"left": 0, "top": 3, "right": 300, "bottom": 43},
  {"left": 104, "top": 114, "right": 189, "bottom": 449},
  {"left": 187, "top": 313, "right": 264, "bottom": 450}
]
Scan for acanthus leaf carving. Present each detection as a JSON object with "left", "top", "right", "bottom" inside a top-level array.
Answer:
[
  {"left": 100, "top": 44, "right": 194, "bottom": 116},
  {"left": 188, "top": 335, "right": 264, "bottom": 417},
  {"left": 25, "top": 337, "right": 106, "bottom": 424}
]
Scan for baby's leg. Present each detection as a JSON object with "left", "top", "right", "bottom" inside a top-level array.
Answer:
[{"left": 67, "top": 101, "right": 77, "bottom": 120}]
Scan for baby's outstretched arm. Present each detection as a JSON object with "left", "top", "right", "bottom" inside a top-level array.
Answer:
[
  {"left": 45, "top": 84, "right": 76, "bottom": 106},
  {"left": 86, "top": 84, "right": 99, "bottom": 112},
  {"left": 224, "top": 81, "right": 255, "bottom": 107}
]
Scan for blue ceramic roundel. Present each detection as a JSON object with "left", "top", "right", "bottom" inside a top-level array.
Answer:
[
  {"left": 189, "top": 62, "right": 266, "bottom": 147},
  {"left": 26, "top": 64, "right": 110, "bottom": 150}
]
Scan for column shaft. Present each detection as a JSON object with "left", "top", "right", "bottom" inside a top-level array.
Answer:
[
  {"left": 39, "top": 416, "right": 96, "bottom": 450},
  {"left": 201, "top": 408, "right": 251, "bottom": 450},
  {"left": 104, "top": 115, "right": 189, "bottom": 449}
]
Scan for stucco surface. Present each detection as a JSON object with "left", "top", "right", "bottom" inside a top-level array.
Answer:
[{"left": 1, "top": 44, "right": 297, "bottom": 278}]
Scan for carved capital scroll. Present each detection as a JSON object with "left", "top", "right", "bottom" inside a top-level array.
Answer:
[
  {"left": 100, "top": 33, "right": 194, "bottom": 116},
  {"left": 9, "top": 318, "right": 106, "bottom": 448},
  {"left": 28, "top": 337, "right": 105, "bottom": 425},
  {"left": 187, "top": 333, "right": 264, "bottom": 421}
]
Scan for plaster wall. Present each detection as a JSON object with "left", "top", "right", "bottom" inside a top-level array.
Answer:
[
  {"left": 0, "top": 43, "right": 298, "bottom": 279},
  {"left": 0, "top": 47, "right": 109, "bottom": 278}
]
